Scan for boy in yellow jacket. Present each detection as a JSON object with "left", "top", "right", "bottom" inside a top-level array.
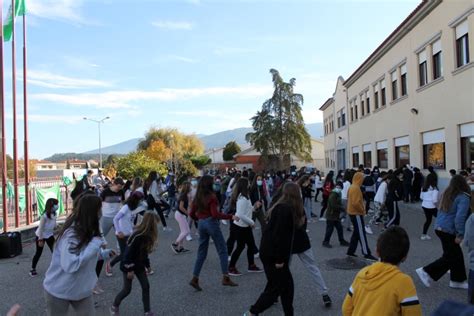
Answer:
[
  {"left": 343, "top": 226, "right": 422, "bottom": 316},
  {"left": 346, "top": 172, "right": 377, "bottom": 260}
]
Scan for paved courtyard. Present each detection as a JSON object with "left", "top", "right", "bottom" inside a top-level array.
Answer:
[{"left": 0, "top": 200, "right": 467, "bottom": 315}]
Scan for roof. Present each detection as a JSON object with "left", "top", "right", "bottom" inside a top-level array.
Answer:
[
  {"left": 344, "top": 0, "right": 441, "bottom": 88},
  {"left": 36, "top": 160, "right": 53, "bottom": 164},
  {"left": 233, "top": 147, "right": 258, "bottom": 157},
  {"left": 318, "top": 97, "right": 334, "bottom": 111}
]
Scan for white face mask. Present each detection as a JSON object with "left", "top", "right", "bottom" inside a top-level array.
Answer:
[
  {"left": 52, "top": 205, "right": 59, "bottom": 213},
  {"left": 257, "top": 180, "right": 263, "bottom": 186}
]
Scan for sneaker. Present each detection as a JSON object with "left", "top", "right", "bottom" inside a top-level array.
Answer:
[
  {"left": 29, "top": 269, "right": 37, "bottom": 277},
  {"left": 420, "top": 234, "right": 431, "bottom": 240},
  {"left": 248, "top": 265, "right": 264, "bottom": 273},
  {"left": 221, "top": 220, "right": 228, "bottom": 225},
  {"left": 322, "top": 294, "right": 332, "bottom": 308},
  {"left": 311, "top": 212, "right": 317, "bottom": 218},
  {"left": 186, "top": 235, "right": 193, "bottom": 241},
  {"left": 146, "top": 268, "right": 154, "bottom": 275},
  {"left": 105, "top": 261, "right": 113, "bottom": 277},
  {"left": 319, "top": 217, "right": 327, "bottom": 222},
  {"left": 228, "top": 267, "right": 243, "bottom": 276},
  {"left": 416, "top": 267, "right": 432, "bottom": 288},
  {"left": 254, "top": 252, "right": 259, "bottom": 259},
  {"left": 228, "top": 256, "right": 232, "bottom": 262},
  {"left": 364, "top": 254, "right": 378, "bottom": 262},
  {"left": 346, "top": 253, "right": 358, "bottom": 258},
  {"left": 163, "top": 227, "right": 172, "bottom": 232},
  {"left": 374, "top": 219, "right": 382, "bottom": 225},
  {"left": 340, "top": 240, "right": 350, "bottom": 246},
  {"left": 449, "top": 281, "right": 469, "bottom": 289},
  {"left": 93, "top": 284, "right": 104, "bottom": 295},
  {"left": 365, "top": 225, "right": 373, "bottom": 235},
  {"left": 322, "top": 242, "right": 332, "bottom": 248},
  {"left": 171, "top": 243, "right": 179, "bottom": 254},
  {"left": 347, "top": 226, "right": 353, "bottom": 232},
  {"left": 180, "top": 248, "right": 190, "bottom": 253},
  {"left": 110, "top": 305, "right": 120, "bottom": 316}
]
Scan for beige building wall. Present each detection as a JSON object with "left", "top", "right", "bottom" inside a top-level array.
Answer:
[{"left": 320, "top": 1, "right": 474, "bottom": 187}]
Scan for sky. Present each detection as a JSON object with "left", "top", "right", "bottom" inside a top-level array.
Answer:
[{"left": 0, "top": 0, "right": 420, "bottom": 159}]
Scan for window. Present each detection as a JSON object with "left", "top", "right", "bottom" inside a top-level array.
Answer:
[
  {"left": 363, "top": 144, "right": 372, "bottom": 168},
  {"left": 337, "top": 112, "right": 341, "bottom": 129},
  {"left": 381, "top": 79, "right": 386, "bottom": 106},
  {"left": 391, "top": 72, "right": 398, "bottom": 100},
  {"left": 354, "top": 104, "right": 358, "bottom": 120},
  {"left": 419, "top": 50, "right": 428, "bottom": 87},
  {"left": 460, "top": 123, "right": 474, "bottom": 170},
  {"left": 400, "top": 64, "right": 407, "bottom": 96},
  {"left": 432, "top": 39, "right": 443, "bottom": 79},
  {"left": 422, "top": 129, "right": 446, "bottom": 170},
  {"left": 350, "top": 103, "right": 354, "bottom": 122},
  {"left": 374, "top": 91, "right": 379, "bottom": 109},
  {"left": 341, "top": 108, "right": 346, "bottom": 127},
  {"left": 376, "top": 141, "right": 388, "bottom": 169},
  {"left": 352, "top": 147, "right": 360, "bottom": 168},
  {"left": 366, "top": 91, "right": 370, "bottom": 113},
  {"left": 456, "top": 20, "right": 470, "bottom": 68},
  {"left": 395, "top": 145, "right": 410, "bottom": 169},
  {"left": 361, "top": 97, "right": 365, "bottom": 116}
]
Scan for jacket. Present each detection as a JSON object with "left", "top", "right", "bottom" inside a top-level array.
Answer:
[
  {"left": 234, "top": 195, "right": 255, "bottom": 228},
  {"left": 347, "top": 172, "right": 365, "bottom": 216},
  {"left": 463, "top": 213, "right": 474, "bottom": 271},
  {"left": 435, "top": 192, "right": 471, "bottom": 238},
  {"left": 292, "top": 219, "right": 310, "bottom": 254},
  {"left": 326, "top": 190, "right": 344, "bottom": 221},
  {"left": 121, "top": 233, "right": 151, "bottom": 273},
  {"left": 374, "top": 181, "right": 387, "bottom": 205},
  {"left": 342, "top": 262, "right": 421, "bottom": 316},
  {"left": 420, "top": 187, "right": 439, "bottom": 209},
  {"left": 259, "top": 203, "right": 294, "bottom": 263}
]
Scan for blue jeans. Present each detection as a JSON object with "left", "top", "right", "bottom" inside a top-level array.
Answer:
[
  {"left": 469, "top": 270, "right": 474, "bottom": 304},
  {"left": 193, "top": 217, "right": 229, "bottom": 277}
]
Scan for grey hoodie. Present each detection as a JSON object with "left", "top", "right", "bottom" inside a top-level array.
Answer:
[{"left": 463, "top": 213, "right": 474, "bottom": 271}]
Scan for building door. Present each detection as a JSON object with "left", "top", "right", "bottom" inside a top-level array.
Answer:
[{"left": 337, "top": 149, "right": 346, "bottom": 171}]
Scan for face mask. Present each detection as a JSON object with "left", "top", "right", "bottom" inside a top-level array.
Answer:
[
  {"left": 191, "top": 180, "right": 197, "bottom": 186},
  {"left": 213, "top": 184, "right": 220, "bottom": 191},
  {"left": 334, "top": 188, "right": 342, "bottom": 193},
  {"left": 52, "top": 205, "right": 59, "bottom": 213},
  {"left": 267, "top": 174, "right": 270, "bottom": 177},
  {"left": 257, "top": 180, "right": 263, "bottom": 186},
  {"left": 291, "top": 172, "right": 296, "bottom": 176}
]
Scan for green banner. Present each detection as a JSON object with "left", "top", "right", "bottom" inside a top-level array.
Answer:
[
  {"left": 36, "top": 184, "right": 65, "bottom": 216},
  {"left": 3, "top": 0, "right": 26, "bottom": 42}
]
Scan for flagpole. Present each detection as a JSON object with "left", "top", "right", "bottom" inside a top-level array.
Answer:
[
  {"left": 22, "top": 4, "right": 29, "bottom": 225},
  {"left": 0, "top": 0, "right": 8, "bottom": 233},
  {"left": 11, "top": 0, "right": 20, "bottom": 227}
]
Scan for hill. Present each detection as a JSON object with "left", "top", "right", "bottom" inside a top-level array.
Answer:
[{"left": 84, "top": 138, "right": 142, "bottom": 155}]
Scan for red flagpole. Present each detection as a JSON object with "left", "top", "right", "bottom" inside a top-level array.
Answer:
[
  {"left": 11, "top": 0, "right": 20, "bottom": 227},
  {"left": 22, "top": 7, "right": 29, "bottom": 225},
  {"left": 0, "top": 0, "right": 8, "bottom": 233}
]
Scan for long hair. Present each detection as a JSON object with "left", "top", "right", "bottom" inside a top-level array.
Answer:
[
  {"left": 268, "top": 182, "right": 305, "bottom": 228},
  {"left": 144, "top": 171, "right": 158, "bottom": 191},
  {"left": 45, "top": 198, "right": 59, "bottom": 219},
  {"left": 324, "top": 172, "right": 334, "bottom": 185},
  {"left": 231, "top": 177, "right": 250, "bottom": 211},
  {"left": 126, "top": 191, "right": 144, "bottom": 210},
  {"left": 129, "top": 211, "right": 159, "bottom": 253},
  {"left": 440, "top": 175, "right": 470, "bottom": 212},
  {"left": 131, "top": 177, "right": 143, "bottom": 192},
  {"left": 422, "top": 173, "right": 438, "bottom": 192},
  {"left": 180, "top": 181, "right": 191, "bottom": 199},
  {"left": 193, "top": 175, "right": 215, "bottom": 214},
  {"left": 57, "top": 194, "right": 102, "bottom": 254},
  {"left": 343, "top": 169, "right": 354, "bottom": 183},
  {"left": 297, "top": 175, "right": 310, "bottom": 187}
]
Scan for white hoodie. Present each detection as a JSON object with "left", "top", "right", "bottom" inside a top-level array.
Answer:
[
  {"left": 420, "top": 186, "right": 439, "bottom": 209},
  {"left": 234, "top": 195, "right": 255, "bottom": 228},
  {"left": 43, "top": 227, "right": 112, "bottom": 301},
  {"left": 374, "top": 181, "right": 388, "bottom": 205}
]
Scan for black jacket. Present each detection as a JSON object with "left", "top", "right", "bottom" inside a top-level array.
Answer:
[
  {"left": 292, "top": 219, "right": 310, "bottom": 254},
  {"left": 259, "top": 203, "right": 294, "bottom": 263},
  {"left": 250, "top": 185, "right": 267, "bottom": 212},
  {"left": 121, "top": 233, "right": 151, "bottom": 273},
  {"left": 301, "top": 185, "right": 313, "bottom": 199}
]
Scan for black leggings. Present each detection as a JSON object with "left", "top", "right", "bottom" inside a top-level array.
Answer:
[
  {"left": 110, "top": 236, "right": 129, "bottom": 267},
  {"left": 314, "top": 188, "right": 323, "bottom": 202},
  {"left": 32, "top": 236, "right": 55, "bottom": 269},
  {"left": 422, "top": 207, "right": 437, "bottom": 235},
  {"left": 320, "top": 195, "right": 329, "bottom": 217},
  {"left": 229, "top": 225, "right": 255, "bottom": 268},
  {"left": 114, "top": 270, "right": 150, "bottom": 313},
  {"left": 153, "top": 205, "right": 167, "bottom": 227}
]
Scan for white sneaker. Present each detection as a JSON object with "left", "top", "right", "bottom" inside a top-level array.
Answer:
[
  {"left": 163, "top": 227, "right": 173, "bottom": 232},
  {"left": 186, "top": 235, "right": 193, "bottom": 241},
  {"left": 319, "top": 217, "right": 327, "bottom": 222},
  {"left": 420, "top": 234, "right": 431, "bottom": 240},
  {"left": 365, "top": 225, "right": 373, "bottom": 235},
  {"left": 416, "top": 267, "right": 432, "bottom": 287},
  {"left": 449, "top": 281, "right": 469, "bottom": 289},
  {"left": 254, "top": 252, "right": 259, "bottom": 259},
  {"left": 221, "top": 220, "right": 228, "bottom": 225}
]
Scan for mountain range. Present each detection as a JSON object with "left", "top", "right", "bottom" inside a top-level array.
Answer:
[{"left": 45, "top": 123, "right": 323, "bottom": 161}]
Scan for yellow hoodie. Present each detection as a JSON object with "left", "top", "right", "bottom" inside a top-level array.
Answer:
[
  {"left": 347, "top": 172, "right": 366, "bottom": 216},
  {"left": 342, "top": 262, "right": 421, "bottom": 316}
]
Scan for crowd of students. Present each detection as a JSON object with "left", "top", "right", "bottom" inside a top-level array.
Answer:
[{"left": 18, "top": 163, "right": 474, "bottom": 315}]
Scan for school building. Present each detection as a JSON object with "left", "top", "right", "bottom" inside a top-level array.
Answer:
[{"left": 319, "top": 0, "right": 474, "bottom": 187}]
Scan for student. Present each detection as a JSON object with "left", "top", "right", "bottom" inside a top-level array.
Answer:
[
  {"left": 323, "top": 182, "right": 350, "bottom": 248},
  {"left": 245, "top": 182, "right": 301, "bottom": 316},
  {"left": 373, "top": 172, "right": 388, "bottom": 225},
  {"left": 189, "top": 175, "right": 240, "bottom": 291},
  {"left": 342, "top": 227, "right": 422, "bottom": 316},
  {"left": 385, "top": 173, "right": 403, "bottom": 228},
  {"left": 314, "top": 171, "right": 323, "bottom": 202},
  {"left": 250, "top": 174, "right": 267, "bottom": 230},
  {"left": 110, "top": 212, "right": 159, "bottom": 316},
  {"left": 30, "top": 198, "right": 59, "bottom": 277},
  {"left": 110, "top": 191, "right": 145, "bottom": 271},
  {"left": 420, "top": 173, "right": 439, "bottom": 240},
  {"left": 346, "top": 172, "right": 377, "bottom": 261},
  {"left": 43, "top": 194, "right": 115, "bottom": 316},
  {"left": 144, "top": 171, "right": 171, "bottom": 232},
  {"left": 124, "top": 177, "right": 143, "bottom": 200},
  {"left": 416, "top": 175, "right": 471, "bottom": 289},
  {"left": 298, "top": 175, "right": 314, "bottom": 223},
  {"left": 228, "top": 178, "right": 263, "bottom": 276},
  {"left": 412, "top": 168, "right": 423, "bottom": 202},
  {"left": 463, "top": 207, "right": 474, "bottom": 304},
  {"left": 319, "top": 171, "right": 335, "bottom": 220},
  {"left": 165, "top": 175, "right": 177, "bottom": 217},
  {"left": 172, "top": 181, "right": 192, "bottom": 254},
  {"left": 341, "top": 170, "right": 353, "bottom": 230}
]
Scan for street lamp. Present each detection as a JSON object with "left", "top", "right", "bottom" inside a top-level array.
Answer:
[{"left": 83, "top": 116, "right": 110, "bottom": 168}]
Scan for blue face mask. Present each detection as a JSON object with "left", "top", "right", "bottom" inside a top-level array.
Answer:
[{"left": 257, "top": 180, "right": 263, "bottom": 186}]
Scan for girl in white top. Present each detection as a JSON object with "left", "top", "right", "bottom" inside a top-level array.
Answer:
[
  {"left": 30, "top": 198, "right": 59, "bottom": 277},
  {"left": 43, "top": 194, "right": 115, "bottom": 316},
  {"left": 124, "top": 177, "right": 143, "bottom": 200},
  {"left": 228, "top": 178, "right": 263, "bottom": 276},
  {"left": 420, "top": 173, "right": 439, "bottom": 240},
  {"left": 373, "top": 173, "right": 389, "bottom": 225}
]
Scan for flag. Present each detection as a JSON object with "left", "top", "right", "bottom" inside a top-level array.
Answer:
[
  {"left": 36, "top": 185, "right": 65, "bottom": 216},
  {"left": 3, "top": 0, "right": 26, "bottom": 42},
  {"left": 62, "top": 176, "right": 73, "bottom": 187}
]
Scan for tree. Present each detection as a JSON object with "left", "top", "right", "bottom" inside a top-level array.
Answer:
[
  {"left": 223, "top": 141, "right": 241, "bottom": 161},
  {"left": 190, "top": 155, "right": 211, "bottom": 169},
  {"left": 246, "top": 69, "right": 312, "bottom": 169},
  {"left": 115, "top": 151, "right": 167, "bottom": 180}
]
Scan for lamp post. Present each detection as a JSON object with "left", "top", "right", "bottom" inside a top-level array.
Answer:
[{"left": 83, "top": 116, "right": 110, "bottom": 168}]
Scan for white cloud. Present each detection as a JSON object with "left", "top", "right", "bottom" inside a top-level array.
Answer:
[
  {"left": 169, "top": 55, "right": 199, "bottom": 63},
  {"left": 155, "top": 55, "right": 199, "bottom": 64},
  {"left": 27, "top": 0, "right": 88, "bottom": 25},
  {"left": 213, "top": 47, "right": 256, "bottom": 56},
  {"left": 31, "top": 85, "right": 272, "bottom": 109},
  {"left": 62, "top": 56, "right": 100, "bottom": 69},
  {"left": 151, "top": 20, "right": 194, "bottom": 30},
  {"left": 27, "top": 70, "right": 112, "bottom": 89}
]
